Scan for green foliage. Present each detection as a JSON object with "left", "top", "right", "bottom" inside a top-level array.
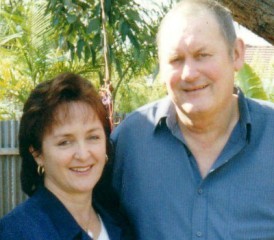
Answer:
[
  {"left": 43, "top": 0, "right": 167, "bottom": 116},
  {"left": 0, "top": 1, "right": 52, "bottom": 98},
  {"left": 236, "top": 63, "right": 271, "bottom": 101},
  {"left": 45, "top": 0, "right": 161, "bottom": 89},
  {"left": 0, "top": 0, "right": 103, "bottom": 119},
  {"left": 114, "top": 75, "right": 166, "bottom": 113},
  {"left": 245, "top": 52, "right": 274, "bottom": 102},
  {"left": 0, "top": 0, "right": 168, "bottom": 120}
]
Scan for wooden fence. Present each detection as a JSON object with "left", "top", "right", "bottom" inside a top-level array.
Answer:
[{"left": 0, "top": 120, "right": 27, "bottom": 218}]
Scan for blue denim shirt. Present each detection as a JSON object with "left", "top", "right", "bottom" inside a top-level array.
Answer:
[
  {"left": 0, "top": 186, "right": 124, "bottom": 240},
  {"left": 111, "top": 90, "right": 274, "bottom": 239}
]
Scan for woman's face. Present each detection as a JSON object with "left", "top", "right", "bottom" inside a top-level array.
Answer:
[{"left": 35, "top": 102, "right": 107, "bottom": 197}]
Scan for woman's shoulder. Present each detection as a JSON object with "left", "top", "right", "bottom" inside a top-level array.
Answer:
[
  {"left": 0, "top": 188, "right": 59, "bottom": 239},
  {"left": 1, "top": 197, "right": 35, "bottom": 222},
  {"left": 0, "top": 198, "right": 38, "bottom": 238}
]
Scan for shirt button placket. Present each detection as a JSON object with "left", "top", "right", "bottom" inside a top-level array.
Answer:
[
  {"left": 192, "top": 187, "right": 207, "bottom": 239},
  {"left": 198, "top": 188, "right": 203, "bottom": 195}
]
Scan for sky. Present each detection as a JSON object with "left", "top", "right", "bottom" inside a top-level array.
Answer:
[{"left": 234, "top": 24, "right": 271, "bottom": 46}]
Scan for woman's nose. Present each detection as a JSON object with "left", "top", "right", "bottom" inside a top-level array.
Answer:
[{"left": 74, "top": 143, "right": 90, "bottom": 161}]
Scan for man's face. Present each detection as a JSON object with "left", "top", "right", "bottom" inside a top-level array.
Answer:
[{"left": 159, "top": 9, "right": 243, "bottom": 118}]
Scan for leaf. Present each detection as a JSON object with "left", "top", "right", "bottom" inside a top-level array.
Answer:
[
  {"left": 77, "top": 38, "right": 85, "bottom": 59},
  {"left": 66, "top": 14, "right": 77, "bottom": 24},
  {"left": 67, "top": 41, "right": 75, "bottom": 60},
  {"left": 52, "top": 15, "right": 59, "bottom": 26},
  {"left": 236, "top": 63, "right": 268, "bottom": 100},
  {"left": 84, "top": 45, "right": 90, "bottom": 62},
  {"left": 127, "top": 30, "right": 139, "bottom": 49},
  {"left": 120, "top": 21, "right": 129, "bottom": 42},
  {"left": 87, "top": 18, "right": 100, "bottom": 34},
  {"left": 114, "top": 57, "right": 123, "bottom": 79},
  {"left": 125, "top": 9, "right": 141, "bottom": 22},
  {"left": 64, "top": 0, "right": 73, "bottom": 8},
  {"left": 0, "top": 33, "right": 23, "bottom": 45},
  {"left": 91, "top": 47, "right": 96, "bottom": 66},
  {"left": 105, "top": 0, "right": 112, "bottom": 14},
  {"left": 93, "top": 33, "right": 101, "bottom": 48}
]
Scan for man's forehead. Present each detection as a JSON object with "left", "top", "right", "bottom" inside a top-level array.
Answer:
[{"left": 160, "top": 12, "right": 217, "bottom": 43}]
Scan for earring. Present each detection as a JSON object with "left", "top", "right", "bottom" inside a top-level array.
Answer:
[
  {"left": 105, "top": 154, "right": 108, "bottom": 162},
  {"left": 37, "top": 165, "right": 45, "bottom": 176}
]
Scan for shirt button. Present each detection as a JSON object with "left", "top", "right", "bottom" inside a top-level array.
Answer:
[
  {"left": 197, "top": 188, "right": 203, "bottom": 194},
  {"left": 196, "top": 231, "right": 203, "bottom": 237}
]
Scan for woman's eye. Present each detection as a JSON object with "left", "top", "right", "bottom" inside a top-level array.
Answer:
[
  {"left": 57, "top": 140, "right": 71, "bottom": 146},
  {"left": 87, "top": 135, "right": 99, "bottom": 140}
]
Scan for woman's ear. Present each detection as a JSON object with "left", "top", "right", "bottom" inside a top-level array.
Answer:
[
  {"left": 233, "top": 38, "right": 245, "bottom": 71},
  {"left": 29, "top": 146, "right": 43, "bottom": 165}
]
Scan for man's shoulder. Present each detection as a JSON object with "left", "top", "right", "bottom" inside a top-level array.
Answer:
[
  {"left": 111, "top": 97, "right": 169, "bottom": 141},
  {"left": 247, "top": 97, "right": 274, "bottom": 115},
  {"left": 120, "top": 97, "right": 169, "bottom": 126}
]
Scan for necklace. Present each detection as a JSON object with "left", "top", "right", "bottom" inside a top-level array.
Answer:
[
  {"left": 82, "top": 210, "right": 93, "bottom": 236},
  {"left": 80, "top": 208, "right": 101, "bottom": 239}
]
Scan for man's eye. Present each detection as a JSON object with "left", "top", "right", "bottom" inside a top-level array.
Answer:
[
  {"left": 169, "top": 57, "right": 181, "bottom": 63},
  {"left": 197, "top": 53, "right": 210, "bottom": 59}
]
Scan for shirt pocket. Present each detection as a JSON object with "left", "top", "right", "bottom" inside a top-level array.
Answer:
[{"left": 228, "top": 186, "right": 274, "bottom": 240}]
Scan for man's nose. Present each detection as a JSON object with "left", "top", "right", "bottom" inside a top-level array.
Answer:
[{"left": 181, "top": 59, "right": 199, "bottom": 82}]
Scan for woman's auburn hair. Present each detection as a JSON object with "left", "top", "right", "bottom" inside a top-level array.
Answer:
[{"left": 19, "top": 73, "right": 111, "bottom": 196}]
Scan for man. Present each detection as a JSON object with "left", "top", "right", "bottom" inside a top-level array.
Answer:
[{"left": 102, "top": 0, "right": 274, "bottom": 239}]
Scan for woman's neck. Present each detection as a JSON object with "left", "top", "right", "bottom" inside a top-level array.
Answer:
[{"left": 44, "top": 185, "right": 101, "bottom": 239}]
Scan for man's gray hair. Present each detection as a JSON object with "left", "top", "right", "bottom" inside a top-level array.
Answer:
[{"left": 157, "top": 0, "right": 236, "bottom": 56}]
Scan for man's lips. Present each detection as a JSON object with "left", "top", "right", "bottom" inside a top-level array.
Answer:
[{"left": 184, "top": 84, "right": 208, "bottom": 92}]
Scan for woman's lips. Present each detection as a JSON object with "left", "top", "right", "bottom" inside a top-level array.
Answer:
[{"left": 70, "top": 165, "right": 93, "bottom": 173}]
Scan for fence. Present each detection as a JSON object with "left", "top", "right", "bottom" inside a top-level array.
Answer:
[{"left": 0, "top": 120, "right": 27, "bottom": 218}]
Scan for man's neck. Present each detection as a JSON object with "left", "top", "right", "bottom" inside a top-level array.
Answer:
[
  {"left": 177, "top": 96, "right": 239, "bottom": 178},
  {"left": 177, "top": 96, "right": 239, "bottom": 137}
]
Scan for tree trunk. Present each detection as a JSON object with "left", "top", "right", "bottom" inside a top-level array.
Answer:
[{"left": 218, "top": 0, "right": 274, "bottom": 45}]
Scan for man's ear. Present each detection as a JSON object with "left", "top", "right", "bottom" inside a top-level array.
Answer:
[
  {"left": 233, "top": 38, "right": 245, "bottom": 71},
  {"left": 29, "top": 146, "right": 43, "bottom": 165}
]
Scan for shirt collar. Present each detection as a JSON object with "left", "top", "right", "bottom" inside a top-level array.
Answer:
[
  {"left": 236, "top": 87, "right": 252, "bottom": 142},
  {"left": 153, "top": 96, "right": 176, "bottom": 131},
  {"left": 153, "top": 88, "right": 252, "bottom": 142}
]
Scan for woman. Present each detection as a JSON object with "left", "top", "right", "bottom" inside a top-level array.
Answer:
[{"left": 0, "top": 73, "right": 126, "bottom": 239}]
